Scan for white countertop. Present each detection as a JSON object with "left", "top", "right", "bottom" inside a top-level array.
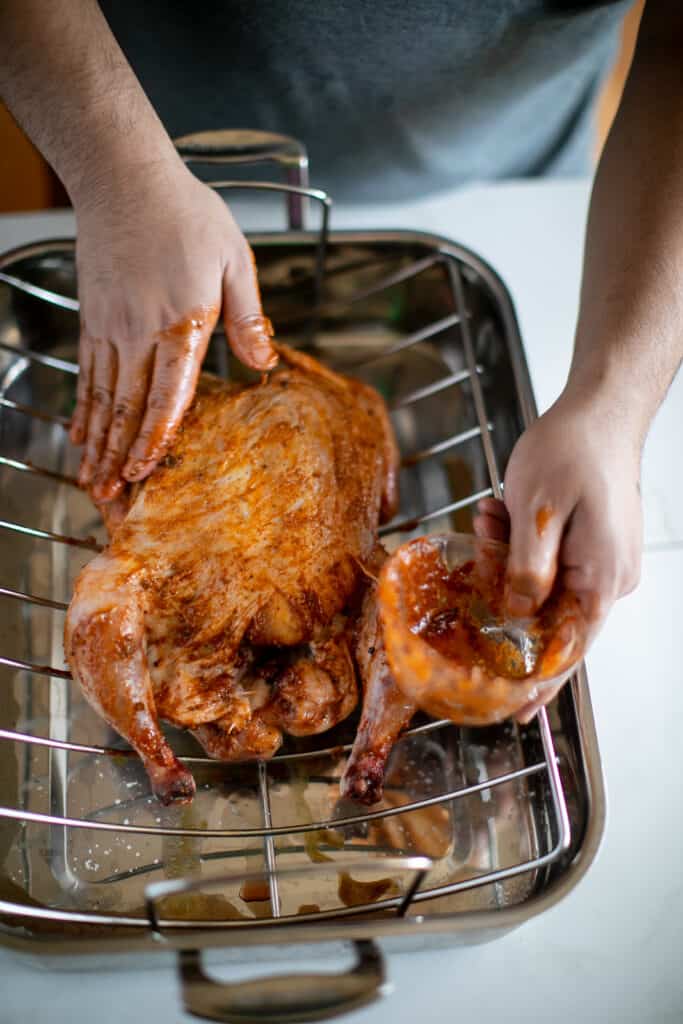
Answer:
[{"left": 1, "top": 182, "right": 681, "bottom": 1024}]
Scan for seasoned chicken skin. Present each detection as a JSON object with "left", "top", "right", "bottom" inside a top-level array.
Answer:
[{"left": 65, "top": 345, "right": 408, "bottom": 803}]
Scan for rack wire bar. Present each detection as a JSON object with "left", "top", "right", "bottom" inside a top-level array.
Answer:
[
  {"left": 0, "top": 715, "right": 451, "bottom": 765},
  {"left": 0, "top": 585, "right": 68, "bottom": 611},
  {"left": 0, "top": 455, "right": 79, "bottom": 488},
  {"left": 444, "top": 257, "right": 503, "bottom": 496},
  {"left": 0, "top": 655, "right": 71, "bottom": 679},
  {"left": 0, "top": 339, "right": 78, "bottom": 374},
  {"left": 389, "top": 365, "right": 479, "bottom": 411},
  {"left": 0, "top": 269, "right": 80, "bottom": 311},
  {"left": 402, "top": 424, "right": 488, "bottom": 467},
  {"left": 353, "top": 312, "right": 462, "bottom": 369},
  {"left": 0, "top": 761, "right": 549, "bottom": 838},
  {"left": 258, "top": 762, "right": 282, "bottom": 917},
  {"left": 0, "top": 519, "right": 101, "bottom": 551},
  {"left": 0, "top": 830, "right": 548, "bottom": 930},
  {"left": 0, "top": 396, "right": 70, "bottom": 426},
  {"left": 332, "top": 253, "right": 444, "bottom": 309},
  {"left": 0, "top": 833, "right": 547, "bottom": 929},
  {"left": 379, "top": 487, "right": 493, "bottom": 537}
]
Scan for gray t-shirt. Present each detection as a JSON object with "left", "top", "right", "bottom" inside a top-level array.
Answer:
[{"left": 99, "top": 0, "right": 630, "bottom": 202}]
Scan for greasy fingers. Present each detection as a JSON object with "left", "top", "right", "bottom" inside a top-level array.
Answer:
[
  {"left": 69, "top": 330, "right": 94, "bottom": 445},
  {"left": 473, "top": 497, "right": 510, "bottom": 543},
  {"left": 560, "top": 499, "right": 640, "bottom": 625},
  {"left": 69, "top": 169, "right": 276, "bottom": 493},
  {"left": 122, "top": 314, "right": 215, "bottom": 482},
  {"left": 504, "top": 494, "right": 568, "bottom": 618},
  {"left": 514, "top": 685, "right": 562, "bottom": 725},
  {"left": 91, "top": 359, "right": 152, "bottom": 502},
  {"left": 78, "top": 339, "right": 117, "bottom": 486},
  {"left": 223, "top": 242, "right": 278, "bottom": 372}
]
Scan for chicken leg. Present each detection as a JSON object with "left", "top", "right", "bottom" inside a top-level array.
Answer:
[
  {"left": 64, "top": 553, "right": 196, "bottom": 804},
  {"left": 340, "top": 581, "right": 416, "bottom": 805}
]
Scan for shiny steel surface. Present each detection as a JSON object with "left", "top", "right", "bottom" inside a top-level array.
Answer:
[{"left": 0, "top": 228, "right": 605, "bottom": 957}]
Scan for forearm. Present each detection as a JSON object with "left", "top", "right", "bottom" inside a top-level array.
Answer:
[
  {"left": 568, "top": 2, "right": 683, "bottom": 446},
  {"left": 0, "top": 0, "right": 178, "bottom": 205}
]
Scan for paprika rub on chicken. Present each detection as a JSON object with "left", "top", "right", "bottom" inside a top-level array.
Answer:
[{"left": 65, "top": 345, "right": 415, "bottom": 805}]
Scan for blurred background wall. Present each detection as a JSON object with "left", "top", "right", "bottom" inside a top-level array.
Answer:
[{"left": 0, "top": 0, "right": 644, "bottom": 214}]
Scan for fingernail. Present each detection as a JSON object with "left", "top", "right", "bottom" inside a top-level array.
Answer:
[
  {"left": 258, "top": 348, "right": 278, "bottom": 371},
  {"left": 516, "top": 708, "right": 537, "bottom": 726},
  {"left": 78, "top": 461, "right": 94, "bottom": 486},
  {"left": 123, "top": 459, "right": 152, "bottom": 481},
  {"left": 249, "top": 334, "right": 278, "bottom": 370},
  {"left": 230, "top": 315, "right": 278, "bottom": 370}
]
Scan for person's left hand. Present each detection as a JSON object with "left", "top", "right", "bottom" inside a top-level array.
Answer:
[
  {"left": 70, "top": 157, "right": 277, "bottom": 504},
  {"left": 473, "top": 388, "right": 643, "bottom": 722}
]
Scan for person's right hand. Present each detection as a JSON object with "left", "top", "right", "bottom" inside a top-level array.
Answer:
[
  {"left": 69, "top": 157, "right": 277, "bottom": 503},
  {"left": 474, "top": 388, "right": 643, "bottom": 721}
]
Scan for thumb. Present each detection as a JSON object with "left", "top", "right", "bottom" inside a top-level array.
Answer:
[
  {"left": 504, "top": 498, "right": 568, "bottom": 617},
  {"left": 222, "top": 242, "right": 278, "bottom": 372}
]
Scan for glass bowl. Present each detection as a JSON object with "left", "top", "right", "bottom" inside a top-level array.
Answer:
[{"left": 378, "top": 532, "right": 588, "bottom": 725}]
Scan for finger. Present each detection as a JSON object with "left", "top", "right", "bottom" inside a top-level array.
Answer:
[
  {"left": 514, "top": 682, "right": 563, "bottom": 725},
  {"left": 560, "top": 573, "right": 607, "bottom": 624},
  {"left": 561, "top": 504, "right": 620, "bottom": 626},
  {"left": 505, "top": 499, "right": 568, "bottom": 617},
  {"left": 122, "top": 335, "right": 205, "bottom": 482},
  {"left": 78, "top": 339, "right": 117, "bottom": 487},
  {"left": 91, "top": 355, "right": 154, "bottom": 502},
  {"left": 223, "top": 243, "right": 278, "bottom": 372},
  {"left": 477, "top": 496, "right": 509, "bottom": 523},
  {"left": 473, "top": 513, "right": 509, "bottom": 543},
  {"left": 69, "top": 329, "right": 94, "bottom": 445}
]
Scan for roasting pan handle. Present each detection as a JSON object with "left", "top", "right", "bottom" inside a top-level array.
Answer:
[
  {"left": 173, "top": 129, "right": 310, "bottom": 229},
  {"left": 146, "top": 857, "right": 431, "bottom": 1022},
  {"left": 177, "top": 940, "right": 385, "bottom": 1023}
]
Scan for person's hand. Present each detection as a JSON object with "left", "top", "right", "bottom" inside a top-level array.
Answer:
[
  {"left": 474, "top": 389, "right": 643, "bottom": 721},
  {"left": 69, "top": 158, "right": 277, "bottom": 503}
]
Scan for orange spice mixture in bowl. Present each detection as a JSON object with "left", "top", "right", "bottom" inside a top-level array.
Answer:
[{"left": 378, "top": 533, "right": 588, "bottom": 725}]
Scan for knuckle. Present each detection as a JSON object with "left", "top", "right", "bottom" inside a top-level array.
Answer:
[
  {"left": 146, "top": 391, "right": 172, "bottom": 413},
  {"left": 592, "top": 568, "right": 619, "bottom": 609},
  {"left": 84, "top": 440, "right": 102, "bottom": 463},
  {"left": 91, "top": 386, "right": 113, "bottom": 410},
  {"left": 620, "top": 555, "right": 642, "bottom": 596},
  {"left": 100, "top": 447, "right": 123, "bottom": 467},
  {"left": 111, "top": 398, "right": 140, "bottom": 422}
]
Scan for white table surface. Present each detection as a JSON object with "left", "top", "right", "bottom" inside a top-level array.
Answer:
[{"left": 1, "top": 182, "right": 681, "bottom": 1024}]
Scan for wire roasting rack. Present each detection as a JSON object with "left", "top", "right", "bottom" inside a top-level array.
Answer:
[{"left": 0, "top": 132, "right": 604, "bottom": 1021}]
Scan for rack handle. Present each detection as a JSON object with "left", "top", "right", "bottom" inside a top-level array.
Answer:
[
  {"left": 173, "top": 129, "right": 309, "bottom": 229},
  {"left": 177, "top": 940, "right": 385, "bottom": 1023}
]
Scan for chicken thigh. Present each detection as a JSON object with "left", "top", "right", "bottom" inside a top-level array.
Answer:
[{"left": 66, "top": 345, "right": 409, "bottom": 804}]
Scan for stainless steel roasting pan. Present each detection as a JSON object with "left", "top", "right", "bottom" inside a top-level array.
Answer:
[{"left": 0, "top": 132, "right": 605, "bottom": 1023}]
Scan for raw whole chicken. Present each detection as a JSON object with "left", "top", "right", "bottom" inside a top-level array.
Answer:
[{"left": 65, "top": 345, "right": 415, "bottom": 804}]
